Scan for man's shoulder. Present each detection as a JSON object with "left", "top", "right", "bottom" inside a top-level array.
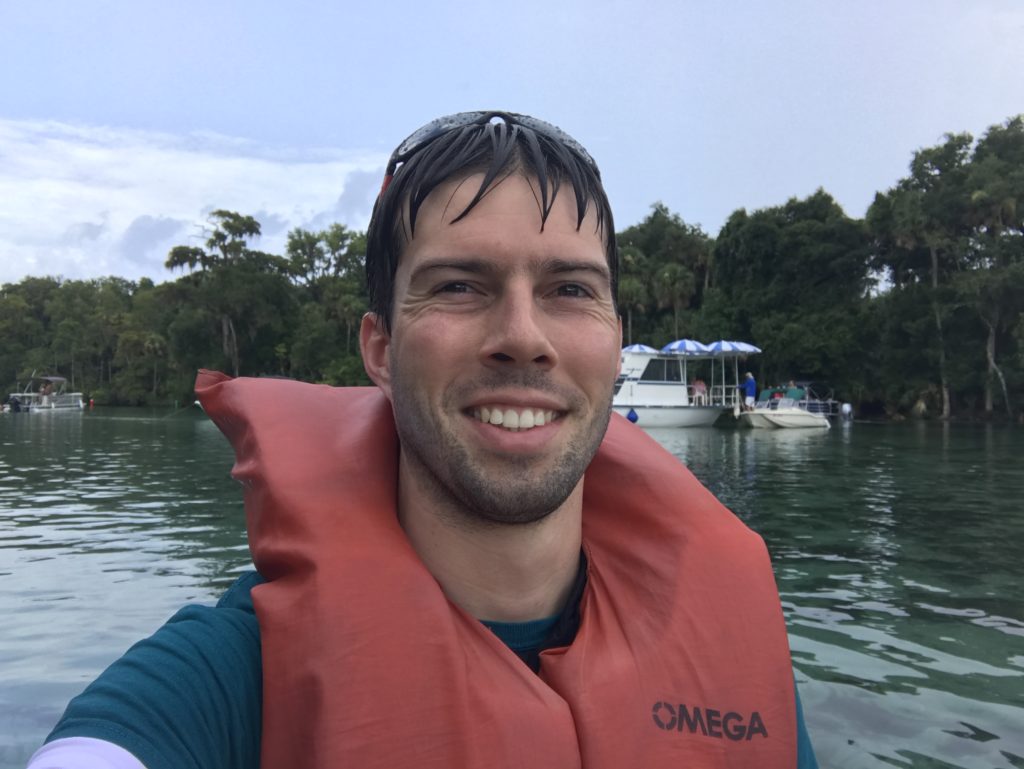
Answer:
[
  {"left": 215, "top": 570, "right": 266, "bottom": 612},
  {"left": 45, "top": 570, "right": 266, "bottom": 769}
]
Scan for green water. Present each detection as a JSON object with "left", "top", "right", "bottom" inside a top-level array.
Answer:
[{"left": 1, "top": 410, "right": 1022, "bottom": 768}]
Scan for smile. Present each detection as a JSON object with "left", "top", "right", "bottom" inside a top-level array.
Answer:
[{"left": 471, "top": 406, "right": 559, "bottom": 432}]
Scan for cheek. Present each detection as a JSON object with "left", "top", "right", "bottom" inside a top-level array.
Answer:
[
  {"left": 396, "top": 309, "right": 480, "bottom": 354},
  {"left": 565, "top": 338, "right": 621, "bottom": 383},
  {"left": 390, "top": 326, "right": 461, "bottom": 383}
]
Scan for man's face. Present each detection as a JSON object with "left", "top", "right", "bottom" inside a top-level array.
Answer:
[{"left": 361, "top": 172, "right": 621, "bottom": 527}]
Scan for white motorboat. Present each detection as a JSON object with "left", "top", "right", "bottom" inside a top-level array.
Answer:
[
  {"left": 4, "top": 375, "right": 84, "bottom": 413},
  {"left": 612, "top": 344, "right": 744, "bottom": 428},
  {"left": 736, "top": 408, "right": 777, "bottom": 429},
  {"left": 737, "top": 394, "right": 830, "bottom": 430}
]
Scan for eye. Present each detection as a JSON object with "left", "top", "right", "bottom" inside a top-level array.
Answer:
[
  {"left": 437, "top": 281, "right": 473, "bottom": 294},
  {"left": 555, "top": 283, "right": 592, "bottom": 298}
]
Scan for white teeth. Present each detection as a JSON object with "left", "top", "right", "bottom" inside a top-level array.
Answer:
[{"left": 473, "top": 407, "right": 557, "bottom": 431}]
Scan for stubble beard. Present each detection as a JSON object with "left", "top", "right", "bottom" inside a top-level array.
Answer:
[{"left": 389, "top": 368, "right": 613, "bottom": 528}]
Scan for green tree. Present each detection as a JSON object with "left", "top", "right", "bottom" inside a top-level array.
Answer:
[
  {"left": 653, "top": 262, "right": 695, "bottom": 339},
  {"left": 616, "top": 244, "right": 650, "bottom": 345},
  {"left": 617, "top": 203, "right": 712, "bottom": 342},
  {"left": 960, "top": 116, "right": 1024, "bottom": 417},
  {"left": 711, "top": 191, "right": 871, "bottom": 392},
  {"left": 868, "top": 134, "right": 973, "bottom": 418},
  {"left": 0, "top": 292, "right": 44, "bottom": 392},
  {"left": 166, "top": 210, "right": 292, "bottom": 377},
  {"left": 282, "top": 224, "right": 367, "bottom": 372},
  {"left": 113, "top": 329, "right": 168, "bottom": 402}
]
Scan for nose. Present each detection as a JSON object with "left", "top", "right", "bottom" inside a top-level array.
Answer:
[{"left": 480, "top": 283, "right": 557, "bottom": 369}]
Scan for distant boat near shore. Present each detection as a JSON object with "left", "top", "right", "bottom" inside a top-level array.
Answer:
[
  {"left": 613, "top": 343, "right": 848, "bottom": 430},
  {"left": 736, "top": 384, "right": 836, "bottom": 429},
  {"left": 3, "top": 374, "right": 84, "bottom": 413},
  {"left": 612, "top": 340, "right": 756, "bottom": 428}
]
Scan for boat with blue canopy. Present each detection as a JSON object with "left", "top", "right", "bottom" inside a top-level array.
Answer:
[{"left": 612, "top": 341, "right": 758, "bottom": 428}]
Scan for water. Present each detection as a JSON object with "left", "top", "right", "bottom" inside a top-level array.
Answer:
[
  {"left": 2, "top": 411, "right": 1022, "bottom": 768},
  {"left": 647, "top": 424, "right": 1024, "bottom": 768},
  {"left": 0, "top": 408, "right": 251, "bottom": 768}
]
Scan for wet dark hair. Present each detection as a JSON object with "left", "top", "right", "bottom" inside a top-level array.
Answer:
[{"left": 366, "top": 116, "right": 618, "bottom": 331}]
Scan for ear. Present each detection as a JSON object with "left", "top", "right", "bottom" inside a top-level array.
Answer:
[{"left": 359, "top": 312, "right": 393, "bottom": 400}]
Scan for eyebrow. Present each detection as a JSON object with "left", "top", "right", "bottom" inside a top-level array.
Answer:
[
  {"left": 543, "top": 258, "right": 611, "bottom": 283},
  {"left": 408, "top": 257, "right": 611, "bottom": 284}
]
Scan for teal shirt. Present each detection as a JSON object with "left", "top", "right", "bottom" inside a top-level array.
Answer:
[
  {"left": 48, "top": 571, "right": 817, "bottom": 768},
  {"left": 49, "top": 574, "right": 264, "bottom": 769}
]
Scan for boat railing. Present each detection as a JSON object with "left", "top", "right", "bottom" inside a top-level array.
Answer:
[
  {"left": 801, "top": 397, "right": 839, "bottom": 417},
  {"left": 10, "top": 393, "right": 43, "bottom": 408},
  {"left": 767, "top": 396, "right": 840, "bottom": 417},
  {"left": 710, "top": 385, "right": 741, "bottom": 407},
  {"left": 751, "top": 391, "right": 839, "bottom": 418},
  {"left": 8, "top": 392, "right": 84, "bottom": 411},
  {"left": 616, "top": 350, "right": 753, "bottom": 411},
  {"left": 52, "top": 393, "right": 84, "bottom": 409}
]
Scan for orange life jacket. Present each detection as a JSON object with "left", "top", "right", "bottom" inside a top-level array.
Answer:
[{"left": 196, "top": 370, "right": 797, "bottom": 768}]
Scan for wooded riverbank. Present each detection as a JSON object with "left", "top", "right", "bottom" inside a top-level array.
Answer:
[{"left": 3, "top": 115, "right": 1021, "bottom": 421}]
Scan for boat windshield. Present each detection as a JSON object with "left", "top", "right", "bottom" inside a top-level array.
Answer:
[{"left": 640, "top": 358, "right": 684, "bottom": 383}]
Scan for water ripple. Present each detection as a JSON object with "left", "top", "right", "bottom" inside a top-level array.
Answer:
[
  {"left": 4, "top": 414, "right": 1023, "bottom": 768},
  {"left": 649, "top": 423, "right": 1024, "bottom": 768}
]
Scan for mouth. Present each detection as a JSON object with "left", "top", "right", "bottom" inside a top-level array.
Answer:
[{"left": 470, "top": 405, "right": 560, "bottom": 432}]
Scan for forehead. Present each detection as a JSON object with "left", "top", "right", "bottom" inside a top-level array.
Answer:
[{"left": 400, "top": 172, "right": 605, "bottom": 263}]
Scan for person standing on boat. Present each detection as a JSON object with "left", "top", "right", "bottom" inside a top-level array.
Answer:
[
  {"left": 29, "top": 111, "right": 818, "bottom": 769},
  {"left": 743, "top": 371, "right": 758, "bottom": 411}
]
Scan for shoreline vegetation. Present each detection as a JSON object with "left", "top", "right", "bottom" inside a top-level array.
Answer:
[{"left": 3, "top": 115, "right": 1022, "bottom": 423}]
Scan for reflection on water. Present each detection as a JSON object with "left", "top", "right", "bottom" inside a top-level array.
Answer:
[
  {"left": 647, "top": 423, "right": 1024, "bottom": 768},
  {"left": 0, "top": 409, "right": 249, "bottom": 767},
  {"left": 2, "top": 413, "right": 1022, "bottom": 768}
]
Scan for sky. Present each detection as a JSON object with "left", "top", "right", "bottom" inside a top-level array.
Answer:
[{"left": 2, "top": 1, "right": 1023, "bottom": 287}]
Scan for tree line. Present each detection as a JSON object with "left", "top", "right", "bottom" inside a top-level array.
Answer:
[{"left": 2, "top": 115, "right": 1022, "bottom": 420}]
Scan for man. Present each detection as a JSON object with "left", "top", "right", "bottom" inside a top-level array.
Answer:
[
  {"left": 743, "top": 371, "right": 758, "bottom": 411},
  {"left": 29, "top": 111, "right": 817, "bottom": 768}
]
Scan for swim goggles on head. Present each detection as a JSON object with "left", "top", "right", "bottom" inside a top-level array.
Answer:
[{"left": 379, "top": 110, "right": 598, "bottom": 196}]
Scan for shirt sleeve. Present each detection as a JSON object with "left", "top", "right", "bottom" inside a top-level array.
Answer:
[
  {"left": 43, "top": 572, "right": 264, "bottom": 769},
  {"left": 27, "top": 737, "right": 146, "bottom": 769}
]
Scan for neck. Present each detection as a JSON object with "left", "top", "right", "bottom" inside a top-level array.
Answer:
[{"left": 396, "top": 459, "right": 583, "bottom": 623}]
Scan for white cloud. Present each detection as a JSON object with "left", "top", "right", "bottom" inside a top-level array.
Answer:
[{"left": 0, "top": 119, "right": 387, "bottom": 286}]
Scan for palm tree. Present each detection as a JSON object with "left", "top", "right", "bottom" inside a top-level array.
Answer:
[{"left": 654, "top": 262, "right": 695, "bottom": 339}]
